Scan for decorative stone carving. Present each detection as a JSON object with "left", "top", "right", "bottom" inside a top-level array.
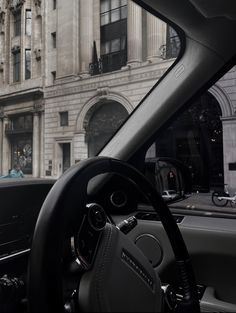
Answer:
[
  {"left": 34, "top": 48, "right": 41, "bottom": 61},
  {"left": 34, "top": 0, "right": 41, "bottom": 7},
  {"left": 0, "top": 107, "right": 6, "bottom": 120},
  {"left": 34, "top": 0, "right": 41, "bottom": 16},
  {"left": 33, "top": 98, "right": 44, "bottom": 113},
  {"left": 96, "top": 87, "right": 110, "bottom": 100},
  {"left": 0, "top": 61, "right": 4, "bottom": 72},
  {"left": 7, "top": 0, "right": 25, "bottom": 12},
  {"left": 0, "top": 7, "right": 5, "bottom": 33},
  {"left": 11, "top": 45, "right": 20, "bottom": 54},
  {"left": 0, "top": 8, "right": 5, "bottom": 24}
]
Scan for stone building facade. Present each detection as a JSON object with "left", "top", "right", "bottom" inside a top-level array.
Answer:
[
  {"left": 0, "top": 0, "right": 44, "bottom": 177},
  {"left": 0, "top": 0, "right": 236, "bottom": 190}
]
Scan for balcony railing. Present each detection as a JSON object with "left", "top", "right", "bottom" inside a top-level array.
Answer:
[
  {"left": 5, "top": 123, "right": 33, "bottom": 135},
  {"left": 159, "top": 36, "right": 180, "bottom": 60},
  {"left": 89, "top": 50, "right": 127, "bottom": 76}
]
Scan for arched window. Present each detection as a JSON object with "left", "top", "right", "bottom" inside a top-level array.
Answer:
[
  {"left": 86, "top": 101, "right": 128, "bottom": 156},
  {"left": 156, "top": 92, "right": 223, "bottom": 191}
]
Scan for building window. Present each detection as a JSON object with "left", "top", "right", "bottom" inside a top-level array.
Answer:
[
  {"left": 25, "top": 49, "right": 31, "bottom": 80},
  {"left": 160, "top": 25, "right": 180, "bottom": 59},
  {"left": 100, "top": 0, "right": 127, "bottom": 26},
  {"left": 14, "top": 10, "right": 21, "bottom": 36},
  {"left": 51, "top": 71, "right": 56, "bottom": 83},
  {"left": 60, "top": 111, "right": 68, "bottom": 127},
  {"left": 53, "top": 0, "right": 57, "bottom": 10},
  {"left": 51, "top": 32, "right": 56, "bottom": 48},
  {"left": 13, "top": 50, "right": 21, "bottom": 82},
  {"left": 9, "top": 114, "right": 33, "bottom": 132},
  {"left": 6, "top": 114, "right": 33, "bottom": 175},
  {"left": 101, "top": 36, "right": 126, "bottom": 55},
  {"left": 99, "top": 0, "right": 127, "bottom": 73},
  {"left": 25, "top": 9, "right": 32, "bottom": 36}
]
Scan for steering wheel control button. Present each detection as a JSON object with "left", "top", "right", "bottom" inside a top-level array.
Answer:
[
  {"left": 87, "top": 203, "right": 107, "bottom": 231},
  {"left": 117, "top": 216, "right": 137, "bottom": 234},
  {"left": 76, "top": 204, "right": 107, "bottom": 269}
]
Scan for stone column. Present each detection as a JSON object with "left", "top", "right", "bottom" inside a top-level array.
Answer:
[
  {"left": 33, "top": 112, "right": 40, "bottom": 177},
  {"left": 74, "top": 131, "right": 88, "bottom": 161},
  {"left": 57, "top": 0, "right": 79, "bottom": 78},
  {"left": 2, "top": 116, "right": 10, "bottom": 174},
  {"left": 40, "top": 110, "right": 44, "bottom": 177},
  {"left": 147, "top": 13, "right": 166, "bottom": 62},
  {"left": 127, "top": 1, "right": 142, "bottom": 65},
  {"left": 79, "top": 0, "right": 93, "bottom": 75}
]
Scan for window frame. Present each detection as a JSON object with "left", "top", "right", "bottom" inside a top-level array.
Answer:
[
  {"left": 25, "top": 9, "right": 32, "bottom": 36},
  {"left": 100, "top": 0, "right": 127, "bottom": 26},
  {"left": 13, "top": 49, "right": 21, "bottom": 83},
  {"left": 53, "top": 0, "right": 57, "bottom": 10},
  {"left": 13, "top": 9, "right": 21, "bottom": 37},
  {"left": 59, "top": 111, "right": 69, "bottom": 127},
  {"left": 51, "top": 32, "right": 57, "bottom": 48},
  {"left": 25, "top": 49, "right": 31, "bottom": 80}
]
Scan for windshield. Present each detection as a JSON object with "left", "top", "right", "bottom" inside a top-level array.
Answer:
[
  {"left": 2, "top": 0, "right": 235, "bottom": 218},
  {"left": 0, "top": 1, "right": 179, "bottom": 178}
]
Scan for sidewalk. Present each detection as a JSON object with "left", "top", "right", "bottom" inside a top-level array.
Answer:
[{"left": 169, "top": 192, "right": 236, "bottom": 214}]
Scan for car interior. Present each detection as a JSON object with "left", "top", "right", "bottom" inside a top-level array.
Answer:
[{"left": 1, "top": 0, "right": 236, "bottom": 312}]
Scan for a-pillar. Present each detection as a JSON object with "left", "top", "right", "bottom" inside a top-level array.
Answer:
[
  {"left": 33, "top": 111, "right": 40, "bottom": 177},
  {"left": 79, "top": 0, "right": 93, "bottom": 75},
  {"left": 147, "top": 12, "right": 166, "bottom": 62},
  {"left": 127, "top": 1, "right": 142, "bottom": 66}
]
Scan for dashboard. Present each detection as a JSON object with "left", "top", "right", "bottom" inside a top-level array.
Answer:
[
  {"left": 0, "top": 178, "right": 236, "bottom": 313},
  {"left": 0, "top": 179, "right": 54, "bottom": 312},
  {"left": 0, "top": 179, "right": 55, "bottom": 262}
]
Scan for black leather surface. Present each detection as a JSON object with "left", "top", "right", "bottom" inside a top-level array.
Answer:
[{"left": 79, "top": 223, "right": 162, "bottom": 312}]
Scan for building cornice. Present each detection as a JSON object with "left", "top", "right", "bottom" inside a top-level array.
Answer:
[
  {"left": 44, "top": 62, "right": 173, "bottom": 99},
  {"left": 0, "top": 88, "right": 44, "bottom": 105}
]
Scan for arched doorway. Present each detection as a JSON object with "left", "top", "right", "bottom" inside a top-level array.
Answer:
[
  {"left": 156, "top": 92, "right": 223, "bottom": 191},
  {"left": 86, "top": 101, "right": 128, "bottom": 157}
]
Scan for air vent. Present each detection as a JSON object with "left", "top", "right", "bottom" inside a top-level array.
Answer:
[{"left": 135, "top": 212, "right": 184, "bottom": 223}]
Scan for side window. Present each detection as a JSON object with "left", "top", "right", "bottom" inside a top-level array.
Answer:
[{"left": 145, "top": 83, "right": 236, "bottom": 215}]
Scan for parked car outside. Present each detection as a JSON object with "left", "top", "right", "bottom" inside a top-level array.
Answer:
[{"left": 162, "top": 189, "right": 178, "bottom": 200}]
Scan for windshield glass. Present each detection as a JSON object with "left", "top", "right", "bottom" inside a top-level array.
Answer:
[{"left": 0, "top": 1, "right": 179, "bottom": 179}]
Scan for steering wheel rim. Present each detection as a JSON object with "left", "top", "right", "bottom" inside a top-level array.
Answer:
[{"left": 28, "top": 157, "right": 200, "bottom": 313}]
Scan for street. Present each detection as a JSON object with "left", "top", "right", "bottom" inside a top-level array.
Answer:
[{"left": 169, "top": 192, "right": 236, "bottom": 215}]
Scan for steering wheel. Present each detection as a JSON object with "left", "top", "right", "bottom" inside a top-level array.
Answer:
[{"left": 28, "top": 157, "right": 200, "bottom": 313}]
